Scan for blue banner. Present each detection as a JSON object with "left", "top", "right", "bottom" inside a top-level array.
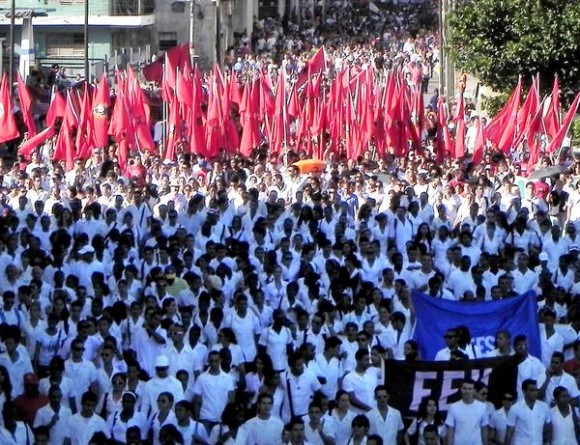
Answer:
[{"left": 411, "top": 291, "right": 541, "bottom": 360}]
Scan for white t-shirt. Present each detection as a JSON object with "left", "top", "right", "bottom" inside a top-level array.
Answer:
[
  {"left": 244, "top": 415, "right": 285, "bottom": 445},
  {"left": 193, "top": 370, "right": 235, "bottom": 422},
  {"left": 367, "top": 407, "right": 405, "bottom": 445},
  {"left": 550, "top": 405, "right": 578, "bottom": 445},
  {"left": 0, "top": 422, "right": 34, "bottom": 445},
  {"left": 65, "top": 413, "right": 110, "bottom": 445},
  {"left": 445, "top": 400, "right": 488, "bottom": 445},
  {"left": 33, "top": 404, "right": 72, "bottom": 445},
  {"left": 342, "top": 369, "right": 378, "bottom": 414},
  {"left": 506, "top": 399, "right": 551, "bottom": 445}
]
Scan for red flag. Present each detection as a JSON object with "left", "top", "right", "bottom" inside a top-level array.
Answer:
[
  {"left": 513, "top": 77, "right": 540, "bottom": 149},
  {"left": 472, "top": 119, "right": 485, "bottom": 164},
  {"left": 108, "top": 91, "right": 134, "bottom": 173},
  {"left": 546, "top": 92, "right": 580, "bottom": 153},
  {"left": 164, "top": 98, "right": 181, "bottom": 161},
  {"left": 485, "top": 79, "right": 522, "bottom": 148},
  {"left": 239, "top": 80, "right": 261, "bottom": 157},
  {"left": 76, "top": 84, "right": 94, "bottom": 160},
  {"left": 163, "top": 44, "right": 189, "bottom": 102},
  {"left": 92, "top": 73, "right": 110, "bottom": 148},
  {"left": 436, "top": 98, "right": 453, "bottom": 161},
  {"left": 296, "top": 46, "right": 326, "bottom": 89},
  {"left": 142, "top": 58, "right": 163, "bottom": 84},
  {"left": 544, "top": 76, "right": 560, "bottom": 138},
  {"left": 454, "top": 93, "right": 466, "bottom": 158},
  {"left": 0, "top": 74, "right": 20, "bottom": 143},
  {"left": 46, "top": 87, "right": 66, "bottom": 127},
  {"left": 53, "top": 92, "right": 78, "bottom": 170},
  {"left": 16, "top": 73, "right": 36, "bottom": 136},
  {"left": 18, "top": 125, "right": 55, "bottom": 159}
]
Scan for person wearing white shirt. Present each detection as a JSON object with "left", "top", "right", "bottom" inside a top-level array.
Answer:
[
  {"left": 314, "top": 336, "right": 343, "bottom": 401},
  {"left": 539, "top": 352, "right": 580, "bottom": 406},
  {"left": 511, "top": 254, "right": 539, "bottom": 295},
  {"left": 0, "top": 326, "right": 33, "bottom": 398},
  {"left": 245, "top": 393, "right": 285, "bottom": 445},
  {"left": 174, "top": 400, "right": 209, "bottom": 445},
  {"left": 106, "top": 391, "right": 148, "bottom": 445},
  {"left": 490, "top": 392, "right": 516, "bottom": 445},
  {"left": 445, "top": 379, "right": 489, "bottom": 445},
  {"left": 33, "top": 385, "right": 72, "bottom": 445},
  {"left": 367, "top": 385, "right": 404, "bottom": 445},
  {"left": 539, "top": 311, "right": 565, "bottom": 368},
  {"left": 223, "top": 294, "right": 262, "bottom": 363},
  {"left": 193, "top": 351, "right": 235, "bottom": 428},
  {"left": 162, "top": 324, "right": 196, "bottom": 381},
  {"left": 342, "top": 349, "right": 377, "bottom": 414},
  {"left": 64, "top": 391, "right": 110, "bottom": 445},
  {"left": 64, "top": 339, "right": 98, "bottom": 410},
  {"left": 514, "top": 335, "right": 546, "bottom": 400},
  {"left": 505, "top": 379, "right": 552, "bottom": 445},
  {"left": 302, "top": 401, "right": 336, "bottom": 445},
  {"left": 281, "top": 352, "right": 323, "bottom": 423},
  {"left": 0, "top": 401, "right": 34, "bottom": 445},
  {"left": 141, "top": 355, "right": 184, "bottom": 417},
  {"left": 550, "top": 387, "right": 580, "bottom": 445}
]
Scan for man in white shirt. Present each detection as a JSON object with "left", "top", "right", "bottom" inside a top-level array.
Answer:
[
  {"left": 0, "top": 326, "right": 33, "bottom": 397},
  {"left": 367, "top": 385, "right": 404, "bottom": 445},
  {"left": 63, "top": 338, "right": 98, "bottom": 411},
  {"left": 193, "top": 350, "right": 235, "bottom": 431},
  {"left": 281, "top": 351, "right": 322, "bottom": 423},
  {"left": 64, "top": 391, "right": 110, "bottom": 445},
  {"left": 245, "top": 393, "right": 285, "bottom": 445},
  {"left": 550, "top": 386, "right": 579, "bottom": 445},
  {"left": 445, "top": 378, "right": 489, "bottom": 445},
  {"left": 141, "top": 355, "right": 184, "bottom": 417},
  {"left": 538, "top": 352, "right": 580, "bottom": 406},
  {"left": 505, "top": 379, "right": 552, "bottom": 445},
  {"left": 342, "top": 349, "right": 377, "bottom": 413},
  {"left": 33, "top": 385, "right": 72, "bottom": 445},
  {"left": 514, "top": 335, "right": 546, "bottom": 400}
]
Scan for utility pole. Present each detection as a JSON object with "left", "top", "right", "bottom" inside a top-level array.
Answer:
[
  {"left": 9, "top": 0, "right": 15, "bottom": 97},
  {"left": 84, "top": 0, "right": 89, "bottom": 80},
  {"left": 438, "top": 0, "right": 444, "bottom": 95}
]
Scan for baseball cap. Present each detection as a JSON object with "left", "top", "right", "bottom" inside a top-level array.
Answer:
[{"left": 154, "top": 355, "right": 170, "bottom": 368}]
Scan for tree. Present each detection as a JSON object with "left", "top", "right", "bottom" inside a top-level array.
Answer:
[{"left": 447, "top": 0, "right": 580, "bottom": 98}]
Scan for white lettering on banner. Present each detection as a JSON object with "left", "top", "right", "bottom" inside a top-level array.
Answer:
[
  {"left": 410, "top": 371, "right": 437, "bottom": 411},
  {"left": 438, "top": 370, "right": 465, "bottom": 411},
  {"left": 472, "top": 336, "right": 495, "bottom": 357}
]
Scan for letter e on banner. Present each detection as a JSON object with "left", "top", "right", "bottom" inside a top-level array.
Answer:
[
  {"left": 439, "top": 370, "right": 465, "bottom": 411},
  {"left": 410, "top": 371, "right": 437, "bottom": 412}
]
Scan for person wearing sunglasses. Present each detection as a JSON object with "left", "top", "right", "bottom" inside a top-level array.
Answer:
[{"left": 490, "top": 392, "right": 515, "bottom": 445}]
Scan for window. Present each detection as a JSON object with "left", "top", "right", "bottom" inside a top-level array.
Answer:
[
  {"left": 45, "top": 33, "right": 85, "bottom": 57},
  {"left": 159, "top": 32, "right": 178, "bottom": 51}
]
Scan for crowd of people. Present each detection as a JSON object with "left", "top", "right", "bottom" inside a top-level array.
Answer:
[{"left": 3, "top": 0, "right": 580, "bottom": 445}]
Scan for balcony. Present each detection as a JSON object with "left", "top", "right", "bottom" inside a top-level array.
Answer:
[{"left": 0, "top": 0, "right": 154, "bottom": 17}]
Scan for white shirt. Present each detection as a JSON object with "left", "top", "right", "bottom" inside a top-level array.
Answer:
[
  {"left": 65, "top": 413, "right": 110, "bottom": 445},
  {"left": 280, "top": 369, "right": 322, "bottom": 422},
  {"left": 33, "top": 404, "right": 72, "bottom": 445},
  {"left": 517, "top": 355, "right": 546, "bottom": 399},
  {"left": 141, "top": 375, "right": 185, "bottom": 416},
  {"left": 445, "top": 400, "right": 488, "bottom": 445},
  {"left": 342, "top": 369, "right": 378, "bottom": 414},
  {"left": 259, "top": 326, "right": 294, "bottom": 371},
  {"left": 64, "top": 358, "right": 98, "bottom": 406},
  {"left": 550, "top": 405, "right": 578, "bottom": 445},
  {"left": 244, "top": 415, "right": 285, "bottom": 445},
  {"left": 193, "top": 370, "right": 235, "bottom": 422},
  {"left": 367, "top": 406, "right": 404, "bottom": 445},
  {"left": 543, "top": 372, "right": 580, "bottom": 406},
  {"left": 506, "top": 399, "right": 552, "bottom": 445},
  {"left": 223, "top": 311, "right": 261, "bottom": 362},
  {"left": 106, "top": 410, "right": 149, "bottom": 444},
  {"left": 313, "top": 353, "right": 342, "bottom": 400},
  {"left": 0, "top": 422, "right": 33, "bottom": 445}
]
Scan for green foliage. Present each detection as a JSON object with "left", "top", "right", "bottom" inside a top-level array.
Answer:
[
  {"left": 571, "top": 117, "right": 580, "bottom": 141},
  {"left": 447, "top": 0, "right": 580, "bottom": 95},
  {"left": 480, "top": 93, "right": 510, "bottom": 117}
]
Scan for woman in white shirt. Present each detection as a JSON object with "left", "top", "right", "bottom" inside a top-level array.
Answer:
[
  {"left": 330, "top": 390, "right": 357, "bottom": 445},
  {"left": 149, "top": 392, "right": 177, "bottom": 445},
  {"left": 404, "top": 397, "right": 447, "bottom": 445},
  {"left": 211, "top": 328, "right": 245, "bottom": 368}
]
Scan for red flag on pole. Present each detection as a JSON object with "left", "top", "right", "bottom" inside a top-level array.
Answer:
[
  {"left": 46, "top": 87, "right": 66, "bottom": 127},
  {"left": 485, "top": 79, "right": 522, "bottom": 147},
  {"left": 18, "top": 125, "right": 55, "bottom": 159},
  {"left": 16, "top": 73, "right": 36, "bottom": 137},
  {"left": 76, "top": 84, "right": 94, "bottom": 160},
  {"left": 92, "top": 73, "right": 110, "bottom": 148},
  {"left": 546, "top": 92, "right": 580, "bottom": 153},
  {"left": 0, "top": 74, "right": 20, "bottom": 143},
  {"left": 544, "top": 76, "right": 560, "bottom": 138},
  {"left": 454, "top": 93, "right": 466, "bottom": 158}
]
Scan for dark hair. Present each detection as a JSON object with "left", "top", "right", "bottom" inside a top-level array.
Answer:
[
  {"left": 417, "top": 397, "right": 443, "bottom": 426},
  {"left": 0, "top": 366, "right": 12, "bottom": 402},
  {"left": 521, "top": 379, "right": 537, "bottom": 391}
]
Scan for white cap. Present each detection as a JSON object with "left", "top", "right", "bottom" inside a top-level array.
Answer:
[
  {"left": 78, "top": 245, "right": 95, "bottom": 255},
  {"left": 539, "top": 252, "right": 549, "bottom": 262},
  {"left": 154, "top": 355, "right": 169, "bottom": 368}
]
